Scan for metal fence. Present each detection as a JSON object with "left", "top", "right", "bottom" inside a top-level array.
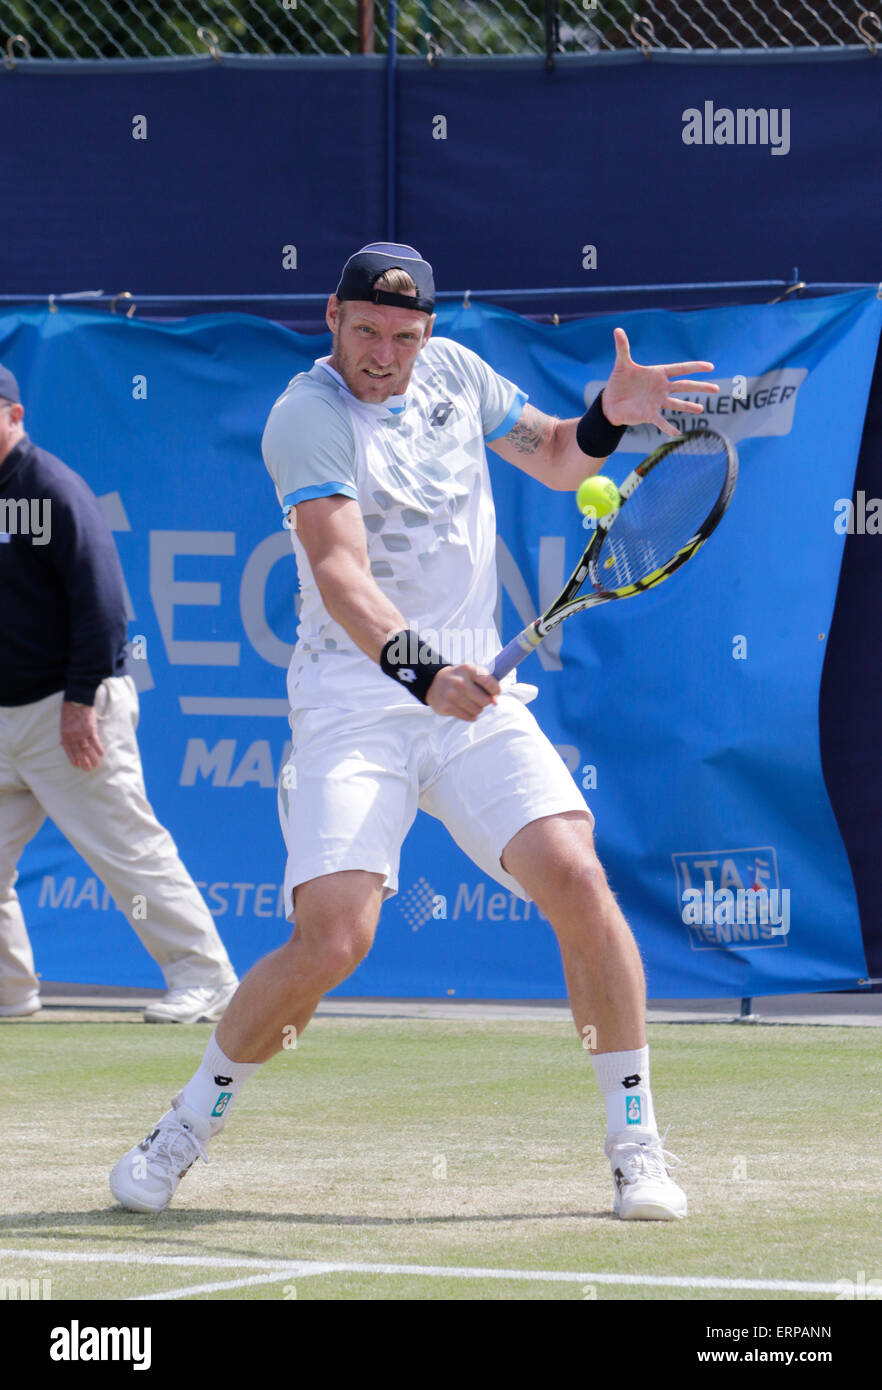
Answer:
[{"left": 1, "top": 1, "right": 878, "bottom": 61}]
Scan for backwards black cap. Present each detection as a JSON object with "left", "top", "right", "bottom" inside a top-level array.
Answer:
[{"left": 336, "top": 242, "right": 435, "bottom": 315}]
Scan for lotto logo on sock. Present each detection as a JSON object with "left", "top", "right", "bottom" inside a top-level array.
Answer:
[
  {"left": 626, "top": 1096, "right": 642, "bottom": 1125},
  {"left": 211, "top": 1092, "right": 232, "bottom": 1118}
]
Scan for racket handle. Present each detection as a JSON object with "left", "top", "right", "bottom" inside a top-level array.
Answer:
[{"left": 491, "top": 627, "right": 543, "bottom": 681}]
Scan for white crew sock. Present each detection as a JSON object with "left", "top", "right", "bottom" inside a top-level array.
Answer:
[
  {"left": 590, "top": 1045, "right": 659, "bottom": 1148},
  {"left": 176, "top": 1031, "right": 262, "bottom": 1131}
]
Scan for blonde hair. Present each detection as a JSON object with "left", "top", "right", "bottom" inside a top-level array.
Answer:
[{"left": 372, "top": 268, "right": 418, "bottom": 295}]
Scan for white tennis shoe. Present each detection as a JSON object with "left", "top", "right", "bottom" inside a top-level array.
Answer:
[
  {"left": 109, "top": 1097, "right": 218, "bottom": 1213},
  {"left": 143, "top": 981, "right": 238, "bottom": 1025},
  {"left": 0, "top": 991, "right": 41, "bottom": 1017},
  {"left": 607, "top": 1135, "right": 687, "bottom": 1221}
]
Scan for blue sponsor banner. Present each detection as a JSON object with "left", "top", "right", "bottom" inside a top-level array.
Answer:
[{"left": 2, "top": 291, "right": 879, "bottom": 996}]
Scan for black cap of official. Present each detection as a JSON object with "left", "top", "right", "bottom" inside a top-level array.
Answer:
[
  {"left": 0, "top": 364, "right": 21, "bottom": 404},
  {"left": 336, "top": 242, "right": 435, "bottom": 315}
]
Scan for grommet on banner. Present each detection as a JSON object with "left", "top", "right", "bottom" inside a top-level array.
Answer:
[
  {"left": 630, "top": 15, "right": 656, "bottom": 58},
  {"left": 462, "top": 289, "right": 471, "bottom": 309},
  {"left": 552, "top": 313, "right": 560, "bottom": 326},
  {"left": 110, "top": 292, "right": 137, "bottom": 319},
  {"left": 877, "top": 282, "right": 882, "bottom": 299},
  {"left": 3, "top": 34, "right": 31, "bottom": 70},
  {"left": 196, "top": 26, "right": 222, "bottom": 62},
  {"left": 857, "top": 11, "right": 881, "bottom": 54},
  {"left": 767, "top": 281, "right": 806, "bottom": 304}
]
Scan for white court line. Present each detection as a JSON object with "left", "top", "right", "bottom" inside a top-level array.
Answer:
[
  {"left": 134, "top": 1268, "right": 339, "bottom": 1301},
  {"left": 0, "top": 1248, "right": 843, "bottom": 1296},
  {"left": 0, "top": 1249, "right": 299, "bottom": 1271}
]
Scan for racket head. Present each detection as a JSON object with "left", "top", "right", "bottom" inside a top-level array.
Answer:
[{"left": 585, "top": 426, "right": 738, "bottom": 600}]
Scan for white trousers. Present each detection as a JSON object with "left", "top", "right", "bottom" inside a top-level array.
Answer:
[{"left": 0, "top": 675, "right": 236, "bottom": 1002}]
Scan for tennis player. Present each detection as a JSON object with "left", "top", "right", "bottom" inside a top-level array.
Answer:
[{"left": 111, "top": 244, "right": 719, "bottom": 1221}]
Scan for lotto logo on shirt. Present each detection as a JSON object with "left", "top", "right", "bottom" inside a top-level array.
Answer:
[{"left": 429, "top": 399, "right": 455, "bottom": 426}]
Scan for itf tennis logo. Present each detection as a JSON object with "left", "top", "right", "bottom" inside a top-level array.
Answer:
[{"left": 672, "top": 847, "right": 790, "bottom": 950}]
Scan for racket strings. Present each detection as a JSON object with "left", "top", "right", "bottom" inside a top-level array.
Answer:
[{"left": 591, "top": 433, "right": 731, "bottom": 592}]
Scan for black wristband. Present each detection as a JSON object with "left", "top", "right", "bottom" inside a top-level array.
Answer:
[
  {"left": 576, "top": 389, "right": 627, "bottom": 458},
  {"left": 379, "top": 629, "right": 451, "bottom": 705}
]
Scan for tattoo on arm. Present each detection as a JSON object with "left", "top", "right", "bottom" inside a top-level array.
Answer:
[{"left": 506, "top": 405, "right": 555, "bottom": 456}]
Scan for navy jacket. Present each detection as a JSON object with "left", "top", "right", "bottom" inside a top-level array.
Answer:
[{"left": 0, "top": 433, "right": 127, "bottom": 706}]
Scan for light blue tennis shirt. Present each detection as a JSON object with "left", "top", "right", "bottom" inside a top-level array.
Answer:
[{"left": 261, "top": 336, "right": 527, "bottom": 710}]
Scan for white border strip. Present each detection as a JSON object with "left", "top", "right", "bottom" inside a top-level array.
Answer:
[{"left": 0, "top": 1248, "right": 844, "bottom": 1295}]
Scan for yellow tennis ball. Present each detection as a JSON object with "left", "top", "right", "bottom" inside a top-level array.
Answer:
[{"left": 576, "top": 475, "right": 621, "bottom": 520}]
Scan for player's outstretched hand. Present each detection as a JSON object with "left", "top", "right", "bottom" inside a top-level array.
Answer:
[
  {"left": 427, "top": 665, "right": 500, "bottom": 722},
  {"left": 602, "top": 326, "right": 719, "bottom": 439}
]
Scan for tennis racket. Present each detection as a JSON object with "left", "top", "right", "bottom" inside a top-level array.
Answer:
[{"left": 491, "top": 427, "right": 738, "bottom": 681}]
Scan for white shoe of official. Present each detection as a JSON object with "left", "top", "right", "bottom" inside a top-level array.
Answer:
[
  {"left": 109, "top": 1097, "right": 218, "bottom": 1213},
  {"left": 143, "top": 981, "right": 238, "bottom": 1025},
  {"left": 607, "top": 1135, "right": 688, "bottom": 1221},
  {"left": 0, "top": 992, "right": 42, "bottom": 1017}
]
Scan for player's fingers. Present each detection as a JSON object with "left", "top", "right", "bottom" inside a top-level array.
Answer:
[
  {"left": 660, "top": 360, "right": 715, "bottom": 375},
  {"left": 467, "top": 687, "right": 496, "bottom": 713},
  {"left": 655, "top": 415, "right": 682, "bottom": 438},
  {"left": 456, "top": 679, "right": 494, "bottom": 716},
  {"left": 430, "top": 683, "right": 480, "bottom": 721},
  {"left": 664, "top": 397, "right": 705, "bottom": 414},
  {"left": 469, "top": 671, "right": 500, "bottom": 701},
  {"left": 460, "top": 692, "right": 489, "bottom": 718},
  {"left": 612, "top": 326, "right": 631, "bottom": 362},
  {"left": 664, "top": 378, "right": 719, "bottom": 393},
  {"left": 440, "top": 694, "right": 480, "bottom": 722},
  {"left": 450, "top": 665, "right": 497, "bottom": 703}
]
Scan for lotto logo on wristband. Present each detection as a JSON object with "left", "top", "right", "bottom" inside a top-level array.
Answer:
[
  {"left": 626, "top": 1096, "right": 642, "bottom": 1125},
  {"left": 397, "top": 669, "right": 417, "bottom": 683}
]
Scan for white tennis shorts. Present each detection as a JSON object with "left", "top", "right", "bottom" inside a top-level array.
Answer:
[{"left": 278, "top": 693, "right": 592, "bottom": 917}]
